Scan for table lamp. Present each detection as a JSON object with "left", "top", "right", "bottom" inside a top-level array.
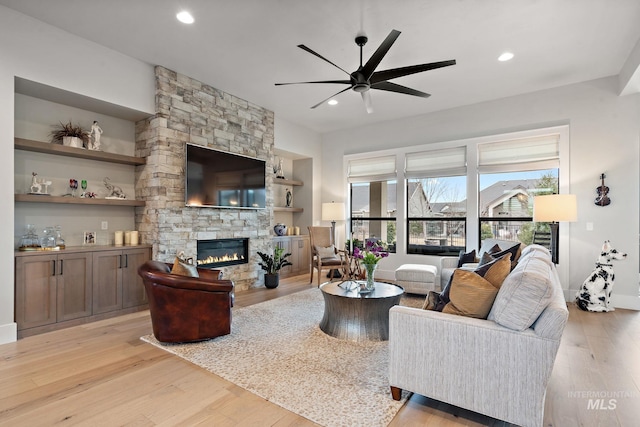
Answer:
[
  {"left": 533, "top": 194, "right": 577, "bottom": 264},
  {"left": 322, "top": 201, "right": 346, "bottom": 246}
]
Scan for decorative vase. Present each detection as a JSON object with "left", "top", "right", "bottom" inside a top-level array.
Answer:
[
  {"left": 265, "top": 273, "right": 279, "bottom": 289},
  {"left": 364, "top": 263, "right": 377, "bottom": 291},
  {"left": 274, "top": 223, "right": 287, "bottom": 236},
  {"left": 62, "top": 136, "right": 83, "bottom": 148}
]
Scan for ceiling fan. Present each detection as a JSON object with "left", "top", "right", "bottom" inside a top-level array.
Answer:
[{"left": 275, "top": 29, "right": 456, "bottom": 113}]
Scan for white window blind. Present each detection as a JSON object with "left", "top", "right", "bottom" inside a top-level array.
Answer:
[
  {"left": 405, "top": 146, "right": 467, "bottom": 178},
  {"left": 478, "top": 134, "right": 560, "bottom": 173},
  {"left": 347, "top": 155, "right": 396, "bottom": 182}
]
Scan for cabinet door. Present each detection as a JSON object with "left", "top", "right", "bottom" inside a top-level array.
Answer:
[
  {"left": 15, "top": 254, "right": 57, "bottom": 330},
  {"left": 297, "top": 237, "right": 310, "bottom": 275},
  {"left": 92, "top": 250, "right": 123, "bottom": 314},
  {"left": 121, "top": 247, "right": 151, "bottom": 308},
  {"left": 275, "top": 238, "right": 293, "bottom": 275},
  {"left": 57, "top": 252, "right": 92, "bottom": 322}
]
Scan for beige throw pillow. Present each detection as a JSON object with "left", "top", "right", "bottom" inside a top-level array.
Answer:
[
  {"left": 171, "top": 252, "right": 199, "bottom": 277},
  {"left": 441, "top": 270, "right": 499, "bottom": 319},
  {"left": 315, "top": 245, "right": 337, "bottom": 260}
]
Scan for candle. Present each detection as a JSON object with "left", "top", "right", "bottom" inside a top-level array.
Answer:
[
  {"left": 130, "top": 231, "right": 139, "bottom": 245},
  {"left": 114, "top": 231, "right": 124, "bottom": 246},
  {"left": 124, "top": 231, "right": 131, "bottom": 245}
]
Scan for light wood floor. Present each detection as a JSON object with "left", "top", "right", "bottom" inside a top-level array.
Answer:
[{"left": 1, "top": 275, "right": 638, "bottom": 426}]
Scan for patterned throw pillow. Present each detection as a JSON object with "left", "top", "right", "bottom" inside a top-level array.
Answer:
[{"left": 171, "top": 252, "right": 199, "bottom": 277}]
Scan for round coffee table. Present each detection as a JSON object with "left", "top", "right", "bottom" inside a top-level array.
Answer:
[{"left": 319, "top": 281, "right": 404, "bottom": 342}]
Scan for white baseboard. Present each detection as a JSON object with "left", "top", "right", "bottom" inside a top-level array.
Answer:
[{"left": 0, "top": 322, "right": 17, "bottom": 345}]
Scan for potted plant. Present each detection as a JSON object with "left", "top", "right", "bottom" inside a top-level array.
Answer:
[
  {"left": 49, "top": 120, "right": 90, "bottom": 148},
  {"left": 257, "top": 246, "right": 292, "bottom": 288}
]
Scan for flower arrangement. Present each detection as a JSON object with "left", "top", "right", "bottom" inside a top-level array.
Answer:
[{"left": 353, "top": 239, "right": 389, "bottom": 265}]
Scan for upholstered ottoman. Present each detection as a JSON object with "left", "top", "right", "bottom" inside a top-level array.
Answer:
[{"left": 394, "top": 264, "right": 438, "bottom": 295}]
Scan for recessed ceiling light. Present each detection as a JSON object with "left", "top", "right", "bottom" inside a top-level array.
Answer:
[
  {"left": 327, "top": 99, "right": 338, "bottom": 106},
  {"left": 176, "top": 11, "right": 194, "bottom": 24},
  {"left": 498, "top": 52, "right": 514, "bottom": 62}
]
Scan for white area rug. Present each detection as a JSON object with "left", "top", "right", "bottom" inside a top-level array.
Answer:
[{"left": 141, "top": 288, "right": 416, "bottom": 427}]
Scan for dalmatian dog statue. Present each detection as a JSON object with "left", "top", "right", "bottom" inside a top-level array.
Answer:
[{"left": 575, "top": 240, "right": 627, "bottom": 312}]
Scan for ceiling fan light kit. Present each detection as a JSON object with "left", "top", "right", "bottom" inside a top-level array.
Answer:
[{"left": 276, "top": 29, "right": 456, "bottom": 113}]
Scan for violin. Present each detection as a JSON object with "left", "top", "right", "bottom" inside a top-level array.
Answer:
[{"left": 595, "top": 173, "right": 610, "bottom": 206}]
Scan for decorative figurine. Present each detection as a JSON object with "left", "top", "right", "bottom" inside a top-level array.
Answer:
[
  {"left": 595, "top": 173, "right": 611, "bottom": 206},
  {"left": 275, "top": 158, "right": 285, "bottom": 179},
  {"left": 88, "top": 120, "right": 103, "bottom": 151},
  {"left": 286, "top": 187, "right": 292, "bottom": 207},
  {"left": 29, "top": 172, "right": 51, "bottom": 195},
  {"left": 104, "top": 177, "right": 126, "bottom": 199}
]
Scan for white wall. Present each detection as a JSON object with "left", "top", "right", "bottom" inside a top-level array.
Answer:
[
  {"left": 322, "top": 77, "right": 640, "bottom": 310},
  {"left": 274, "top": 116, "right": 323, "bottom": 229},
  {"left": 0, "top": 6, "right": 155, "bottom": 344}
]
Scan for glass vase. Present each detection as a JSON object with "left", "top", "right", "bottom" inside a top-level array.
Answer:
[{"left": 364, "top": 263, "right": 377, "bottom": 291}]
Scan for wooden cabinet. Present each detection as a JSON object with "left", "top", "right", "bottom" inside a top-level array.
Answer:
[
  {"left": 274, "top": 236, "right": 310, "bottom": 278},
  {"left": 93, "top": 247, "right": 150, "bottom": 313},
  {"left": 15, "top": 245, "right": 151, "bottom": 337},
  {"left": 15, "top": 251, "right": 92, "bottom": 330},
  {"left": 57, "top": 252, "right": 93, "bottom": 321}
]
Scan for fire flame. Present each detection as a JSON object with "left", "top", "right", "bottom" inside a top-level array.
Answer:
[{"left": 197, "top": 253, "right": 245, "bottom": 265}]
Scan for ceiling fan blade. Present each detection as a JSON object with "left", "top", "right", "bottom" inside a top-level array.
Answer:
[
  {"left": 361, "top": 91, "right": 373, "bottom": 114},
  {"left": 297, "top": 44, "right": 351, "bottom": 76},
  {"left": 360, "top": 29, "right": 401, "bottom": 80},
  {"left": 371, "top": 81, "right": 430, "bottom": 98},
  {"left": 371, "top": 60, "right": 456, "bottom": 84},
  {"left": 275, "top": 80, "right": 351, "bottom": 86},
  {"left": 310, "top": 86, "right": 353, "bottom": 109}
]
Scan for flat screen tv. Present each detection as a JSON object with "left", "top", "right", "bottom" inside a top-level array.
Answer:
[{"left": 185, "top": 144, "right": 266, "bottom": 209}]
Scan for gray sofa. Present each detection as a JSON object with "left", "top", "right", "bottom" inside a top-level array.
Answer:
[{"left": 389, "top": 244, "right": 568, "bottom": 427}]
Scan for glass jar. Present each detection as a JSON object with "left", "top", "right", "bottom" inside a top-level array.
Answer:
[
  {"left": 41, "top": 226, "right": 56, "bottom": 248},
  {"left": 54, "top": 225, "right": 65, "bottom": 249},
  {"left": 19, "top": 224, "right": 41, "bottom": 249}
]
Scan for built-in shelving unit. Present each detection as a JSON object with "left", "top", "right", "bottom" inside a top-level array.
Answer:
[
  {"left": 15, "top": 194, "right": 145, "bottom": 206},
  {"left": 14, "top": 138, "right": 146, "bottom": 207},
  {"left": 274, "top": 177, "right": 303, "bottom": 187},
  {"left": 274, "top": 177, "right": 304, "bottom": 212},
  {"left": 15, "top": 138, "right": 145, "bottom": 166}
]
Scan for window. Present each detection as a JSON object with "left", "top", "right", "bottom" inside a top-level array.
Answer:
[
  {"left": 405, "top": 147, "right": 466, "bottom": 255},
  {"left": 478, "top": 134, "right": 560, "bottom": 249},
  {"left": 348, "top": 156, "right": 397, "bottom": 253}
]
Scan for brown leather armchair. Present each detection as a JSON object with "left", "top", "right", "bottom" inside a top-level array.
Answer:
[{"left": 138, "top": 260, "right": 234, "bottom": 343}]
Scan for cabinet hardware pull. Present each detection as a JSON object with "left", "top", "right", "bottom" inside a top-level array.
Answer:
[
  {"left": 118, "top": 254, "right": 122, "bottom": 269},
  {"left": 59, "top": 260, "right": 63, "bottom": 275},
  {"left": 124, "top": 254, "right": 128, "bottom": 268},
  {"left": 52, "top": 260, "right": 56, "bottom": 276}
]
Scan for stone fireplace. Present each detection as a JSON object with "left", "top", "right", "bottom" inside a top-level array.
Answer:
[
  {"left": 197, "top": 238, "right": 249, "bottom": 268},
  {"left": 135, "top": 66, "right": 275, "bottom": 291}
]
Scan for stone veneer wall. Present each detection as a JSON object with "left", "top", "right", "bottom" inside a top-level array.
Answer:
[{"left": 134, "top": 66, "right": 275, "bottom": 291}]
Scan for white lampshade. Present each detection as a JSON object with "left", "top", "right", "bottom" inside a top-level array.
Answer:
[
  {"left": 322, "top": 202, "right": 346, "bottom": 222},
  {"left": 533, "top": 194, "right": 577, "bottom": 222}
]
